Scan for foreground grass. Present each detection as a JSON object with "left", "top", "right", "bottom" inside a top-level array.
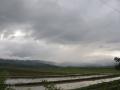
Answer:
[
  {"left": 0, "top": 71, "right": 8, "bottom": 90},
  {"left": 0, "top": 78, "right": 6, "bottom": 90},
  {"left": 74, "top": 79, "right": 120, "bottom": 90}
]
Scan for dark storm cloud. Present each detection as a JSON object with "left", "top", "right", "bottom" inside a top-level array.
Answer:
[
  {"left": 0, "top": 0, "right": 120, "bottom": 44},
  {"left": 0, "top": 0, "right": 120, "bottom": 65}
]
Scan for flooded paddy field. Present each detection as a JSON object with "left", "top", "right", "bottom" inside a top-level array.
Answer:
[
  {"left": 5, "top": 75, "right": 107, "bottom": 85},
  {"left": 5, "top": 74, "right": 120, "bottom": 90},
  {"left": 8, "top": 76, "right": 120, "bottom": 90},
  {"left": 1, "top": 67, "right": 120, "bottom": 90}
]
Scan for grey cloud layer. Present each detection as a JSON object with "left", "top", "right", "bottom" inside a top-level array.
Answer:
[
  {"left": 0, "top": 0, "right": 120, "bottom": 44},
  {"left": 0, "top": 0, "right": 120, "bottom": 65}
]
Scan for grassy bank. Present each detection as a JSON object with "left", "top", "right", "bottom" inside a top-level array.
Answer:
[{"left": 74, "top": 79, "right": 120, "bottom": 90}]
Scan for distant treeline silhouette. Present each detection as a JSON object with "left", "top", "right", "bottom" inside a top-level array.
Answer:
[{"left": 0, "top": 58, "right": 57, "bottom": 68}]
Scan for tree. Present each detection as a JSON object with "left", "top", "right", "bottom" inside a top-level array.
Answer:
[{"left": 114, "top": 57, "right": 120, "bottom": 70}]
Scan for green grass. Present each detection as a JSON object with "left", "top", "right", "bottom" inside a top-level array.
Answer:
[
  {"left": 74, "top": 79, "right": 120, "bottom": 90},
  {"left": 0, "top": 71, "right": 9, "bottom": 90},
  {"left": 53, "top": 67, "right": 119, "bottom": 74},
  {"left": 0, "top": 67, "right": 120, "bottom": 77},
  {"left": 0, "top": 78, "right": 5, "bottom": 90}
]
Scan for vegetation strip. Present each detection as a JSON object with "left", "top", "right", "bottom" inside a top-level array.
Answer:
[
  {"left": 6, "top": 75, "right": 119, "bottom": 86},
  {"left": 1, "top": 74, "right": 101, "bottom": 79},
  {"left": 1, "top": 67, "right": 119, "bottom": 77}
]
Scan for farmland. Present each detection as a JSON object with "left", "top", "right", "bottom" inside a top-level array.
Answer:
[
  {"left": 74, "top": 79, "right": 120, "bottom": 90},
  {"left": 0, "top": 59, "right": 120, "bottom": 90},
  {"left": 0, "top": 67, "right": 120, "bottom": 90},
  {"left": 0, "top": 67, "right": 119, "bottom": 77}
]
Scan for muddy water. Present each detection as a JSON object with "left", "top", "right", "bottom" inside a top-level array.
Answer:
[
  {"left": 56, "top": 76, "right": 120, "bottom": 89},
  {"left": 6, "top": 76, "right": 120, "bottom": 90},
  {"left": 5, "top": 75, "right": 106, "bottom": 84}
]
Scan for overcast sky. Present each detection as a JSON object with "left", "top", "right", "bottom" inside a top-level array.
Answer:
[{"left": 0, "top": 0, "right": 120, "bottom": 66}]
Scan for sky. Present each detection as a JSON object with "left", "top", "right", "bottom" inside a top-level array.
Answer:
[{"left": 0, "top": 0, "right": 120, "bottom": 66}]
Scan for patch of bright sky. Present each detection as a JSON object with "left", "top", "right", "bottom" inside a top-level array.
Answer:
[
  {"left": 0, "top": 30, "right": 26, "bottom": 41},
  {"left": 89, "top": 50, "right": 120, "bottom": 57},
  {"left": 13, "top": 30, "right": 26, "bottom": 37}
]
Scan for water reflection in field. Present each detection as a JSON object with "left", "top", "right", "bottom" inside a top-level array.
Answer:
[
  {"left": 6, "top": 75, "right": 106, "bottom": 84},
  {"left": 6, "top": 76, "right": 120, "bottom": 90}
]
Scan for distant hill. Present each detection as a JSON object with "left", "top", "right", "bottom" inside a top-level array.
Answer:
[{"left": 0, "top": 58, "right": 57, "bottom": 68}]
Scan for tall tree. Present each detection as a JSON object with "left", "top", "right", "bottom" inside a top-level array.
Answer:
[{"left": 114, "top": 57, "right": 120, "bottom": 70}]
